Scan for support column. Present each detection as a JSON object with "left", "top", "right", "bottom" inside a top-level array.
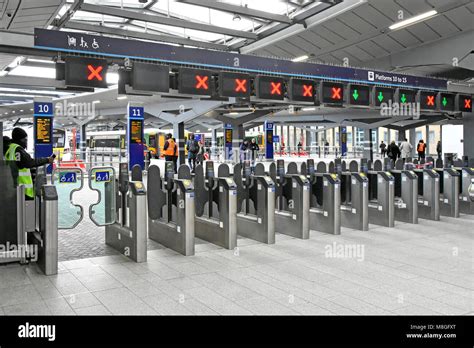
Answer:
[
  {"left": 306, "top": 129, "right": 311, "bottom": 150},
  {"left": 173, "top": 122, "right": 185, "bottom": 166},
  {"left": 0, "top": 121, "right": 3, "bottom": 159},
  {"left": 363, "top": 128, "right": 373, "bottom": 161},
  {"left": 463, "top": 113, "right": 474, "bottom": 164},
  {"left": 80, "top": 123, "right": 87, "bottom": 161},
  {"left": 409, "top": 128, "right": 416, "bottom": 157},
  {"left": 211, "top": 128, "right": 217, "bottom": 159},
  {"left": 425, "top": 125, "right": 430, "bottom": 155},
  {"left": 293, "top": 126, "right": 297, "bottom": 149},
  {"left": 233, "top": 124, "right": 244, "bottom": 156}
]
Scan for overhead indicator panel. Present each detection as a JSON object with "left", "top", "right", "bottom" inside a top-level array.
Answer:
[
  {"left": 178, "top": 68, "right": 213, "bottom": 96},
  {"left": 418, "top": 91, "right": 437, "bottom": 110},
  {"left": 438, "top": 93, "right": 455, "bottom": 112},
  {"left": 132, "top": 62, "right": 169, "bottom": 92},
  {"left": 347, "top": 84, "right": 370, "bottom": 106},
  {"left": 457, "top": 94, "right": 472, "bottom": 112},
  {"left": 255, "top": 75, "right": 285, "bottom": 100},
  {"left": 397, "top": 89, "right": 416, "bottom": 104},
  {"left": 320, "top": 81, "right": 344, "bottom": 105},
  {"left": 65, "top": 56, "right": 108, "bottom": 88},
  {"left": 288, "top": 78, "right": 315, "bottom": 102},
  {"left": 373, "top": 87, "right": 394, "bottom": 107},
  {"left": 218, "top": 72, "right": 251, "bottom": 98}
]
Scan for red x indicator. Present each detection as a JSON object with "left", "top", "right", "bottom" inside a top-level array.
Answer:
[
  {"left": 464, "top": 98, "right": 471, "bottom": 109},
  {"left": 426, "top": 95, "right": 435, "bottom": 106},
  {"left": 195, "top": 75, "right": 209, "bottom": 90},
  {"left": 331, "top": 87, "right": 342, "bottom": 100},
  {"left": 235, "top": 79, "right": 247, "bottom": 93},
  {"left": 302, "top": 84, "right": 313, "bottom": 97},
  {"left": 87, "top": 65, "right": 103, "bottom": 81},
  {"left": 270, "top": 82, "right": 282, "bottom": 95}
]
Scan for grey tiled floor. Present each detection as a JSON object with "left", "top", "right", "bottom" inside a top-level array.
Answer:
[{"left": 0, "top": 214, "right": 473, "bottom": 315}]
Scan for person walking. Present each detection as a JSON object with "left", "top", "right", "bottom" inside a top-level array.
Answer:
[
  {"left": 249, "top": 138, "right": 259, "bottom": 171},
  {"left": 387, "top": 140, "right": 401, "bottom": 161},
  {"left": 436, "top": 141, "right": 442, "bottom": 159},
  {"left": 4, "top": 128, "right": 54, "bottom": 199},
  {"left": 297, "top": 141, "right": 303, "bottom": 157},
  {"left": 399, "top": 138, "right": 413, "bottom": 162},
  {"left": 239, "top": 139, "right": 249, "bottom": 163},
  {"left": 162, "top": 133, "right": 178, "bottom": 172},
  {"left": 379, "top": 141, "right": 387, "bottom": 158},
  {"left": 186, "top": 134, "right": 199, "bottom": 172},
  {"left": 417, "top": 139, "right": 426, "bottom": 161}
]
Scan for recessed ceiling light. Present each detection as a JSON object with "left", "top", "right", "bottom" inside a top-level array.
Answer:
[
  {"left": 117, "top": 96, "right": 127, "bottom": 100},
  {"left": 389, "top": 10, "right": 437, "bottom": 30},
  {"left": 292, "top": 55, "right": 309, "bottom": 62},
  {"left": 302, "top": 107, "right": 316, "bottom": 111}
]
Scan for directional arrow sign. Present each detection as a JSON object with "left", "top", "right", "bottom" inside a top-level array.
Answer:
[
  {"left": 352, "top": 89, "right": 359, "bottom": 100},
  {"left": 400, "top": 94, "right": 407, "bottom": 103},
  {"left": 377, "top": 92, "right": 384, "bottom": 102},
  {"left": 442, "top": 97, "right": 447, "bottom": 107}
]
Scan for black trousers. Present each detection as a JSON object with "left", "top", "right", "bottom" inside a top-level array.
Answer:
[{"left": 165, "top": 156, "right": 177, "bottom": 172}]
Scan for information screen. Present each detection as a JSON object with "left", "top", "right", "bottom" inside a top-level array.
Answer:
[
  {"left": 225, "top": 128, "right": 232, "bottom": 145},
  {"left": 255, "top": 75, "right": 285, "bottom": 100},
  {"left": 321, "top": 82, "right": 344, "bottom": 105},
  {"left": 65, "top": 56, "right": 108, "bottom": 88},
  {"left": 348, "top": 84, "right": 370, "bottom": 106},
  {"left": 132, "top": 62, "right": 169, "bottom": 92},
  {"left": 373, "top": 87, "right": 394, "bottom": 107},
  {"left": 397, "top": 89, "right": 416, "bottom": 104},
  {"left": 288, "top": 78, "right": 315, "bottom": 102},
  {"left": 458, "top": 94, "right": 472, "bottom": 112},
  {"left": 178, "top": 68, "right": 213, "bottom": 95},
  {"left": 418, "top": 91, "right": 437, "bottom": 110},
  {"left": 129, "top": 119, "right": 143, "bottom": 144},
  {"left": 218, "top": 72, "right": 250, "bottom": 98},
  {"left": 35, "top": 117, "right": 52, "bottom": 144},
  {"left": 439, "top": 93, "right": 455, "bottom": 111}
]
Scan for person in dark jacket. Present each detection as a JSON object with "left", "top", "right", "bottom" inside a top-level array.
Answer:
[
  {"left": 436, "top": 141, "right": 442, "bottom": 159},
  {"left": 386, "top": 140, "right": 401, "bottom": 161},
  {"left": 186, "top": 134, "right": 199, "bottom": 172},
  {"left": 4, "top": 128, "right": 54, "bottom": 199},
  {"left": 379, "top": 141, "right": 387, "bottom": 158},
  {"left": 249, "top": 138, "right": 259, "bottom": 171},
  {"left": 239, "top": 139, "right": 249, "bottom": 163},
  {"left": 2, "top": 135, "right": 11, "bottom": 156}
]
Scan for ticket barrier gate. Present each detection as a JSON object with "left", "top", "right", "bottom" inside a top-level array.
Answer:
[
  {"left": 389, "top": 169, "right": 419, "bottom": 224},
  {"left": 104, "top": 163, "right": 147, "bottom": 262},
  {"left": 456, "top": 167, "right": 474, "bottom": 214},
  {"left": 435, "top": 168, "right": 460, "bottom": 218},
  {"left": 148, "top": 162, "right": 195, "bottom": 256},
  {"left": 5, "top": 169, "right": 59, "bottom": 275},
  {"left": 366, "top": 171, "right": 395, "bottom": 227},
  {"left": 233, "top": 161, "right": 275, "bottom": 244},
  {"left": 181, "top": 161, "right": 238, "bottom": 250},
  {"left": 413, "top": 169, "right": 440, "bottom": 221},
  {"left": 270, "top": 160, "right": 310, "bottom": 239},
  {"left": 301, "top": 159, "right": 341, "bottom": 235}
]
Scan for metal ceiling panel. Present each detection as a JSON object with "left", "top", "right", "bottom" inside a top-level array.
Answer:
[
  {"left": 278, "top": 41, "right": 309, "bottom": 57},
  {"left": 13, "top": 6, "right": 59, "bottom": 17},
  {"left": 393, "top": 0, "right": 434, "bottom": 15},
  {"left": 310, "top": 25, "right": 345, "bottom": 45},
  {"left": 443, "top": 6, "right": 474, "bottom": 31},
  {"left": 371, "top": 34, "right": 405, "bottom": 53},
  {"left": 330, "top": 49, "right": 363, "bottom": 66},
  {"left": 336, "top": 12, "right": 377, "bottom": 35},
  {"left": 388, "top": 29, "right": 422, "bottom": 48},
  {"left": 343, "top": 44, "right": 376, "bottom": 61},
  {"left": 323, "top": 19, "right": 360, "bottom": 41},
  {"left": 291, "top": 35, "right": 322, "bottom": 52},
  {"left": 424, "top": 15, "right": 460, "bottom": 36},
  {"left": 356, "top": 40, "right": 390, "bottom": 58},
  {"left": 299, "top": 30, "right": 332, "bottom": 49},
  {"left": 352, "top": 3, "right": 393, "bottom": 29},
  {"left": 13, "top": 14, "right": 52, "bottom": 23},
  {"left": 368, "top": 0, "right": 405, "bottom": 22},
  {"left": 405, "top": 22, "right": 441, "bottom": 42}
]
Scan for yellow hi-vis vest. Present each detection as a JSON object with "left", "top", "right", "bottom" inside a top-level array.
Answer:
[{"left": 5, "top": 143, "right": 34, "bottom": 198}]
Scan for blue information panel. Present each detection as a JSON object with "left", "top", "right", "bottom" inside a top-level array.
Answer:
[
  {"left": 59, "top": 172, "right": 77, "bottom": 183},
  {"left": 127, "top": 105, "right": 145, "bottom": 170},
  {"left": 273, "top": 135, "right": 280, "bottom": 143},
  {"left": 95, "top": 171, "right": 111, "bottom": 182},
  {"left": 34, "top": 101, "right": 54, "bottom": 174},
  {"left": 340, "top": 126, "right": 347, "bottom": 157},
  {"left": 264, "top": 121, "right": 274, "bottom": 160},
  {"left": 224, "top": 124, "right": 233, "bottom": 161}
]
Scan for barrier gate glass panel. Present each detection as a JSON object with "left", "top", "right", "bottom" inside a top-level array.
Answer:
[
  {"left": 52, "top": 168, "right": 84, "bottom": 229},
  {"left": 89, "top": 167, "right": 116, "bottom": 226}
]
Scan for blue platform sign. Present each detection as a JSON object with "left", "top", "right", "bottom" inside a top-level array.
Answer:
[
  {"left": 59, "top": 172, "right": 77, "bottom": 184},
  {"left": 264, "top": 121, "right": 274, "bottom": 160},
  {"left": 95, "top": 171, "right": 111, "bottom": 182},
  {"left": 127, "top": 105, "right": 145, "bottom": 170},
  {"left": 340, "top": 126, "right": 347, "bottom": 157},
  {"left": 273, "top": 135, "right": 280, "bottom": 143},
  {"left": 34, "top": 101, "right": 54, "bottom": 174},
  {"left": 224, "top": 123, "right": 233, "bottom": 160}
]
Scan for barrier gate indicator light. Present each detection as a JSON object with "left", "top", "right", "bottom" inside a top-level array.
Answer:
[
  {"left": 87, "top": 64, "right": 104, "bottom": 81},
  {"left": 303, "top": 84, "right": 313, "bottom": 97},
  {"left": 235, "top": 79, "right": 247, "bottom": 92},
  {"left": 400, "top": 94, "right": 407, "bottom": 103},
  {"left": 427, "top": 95, "right": 435, "bottom": 106},
  {"left": 465, "top": 98, "right": 471, "bottom": 109},
  {"left": 270, "top": 82, "right": 282, "bottom": 95},
  {"left": 331, "top": 87, "right": 342, "bottom": 100},
  {"left": 377, "top": 91, "right": 384, "bottom": 102},
  {"left": 195, "top": 75, "right": 209, "bottom": 90},
  {"left": 442, "top": 97, "right": 448, "bottom": 107},
  {"left": 352, "top": 89, "right": 359, "bottom": 100}
]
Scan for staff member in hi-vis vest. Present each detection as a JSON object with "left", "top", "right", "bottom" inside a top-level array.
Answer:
[{"left": 4, "top": 128, "right": 54, "bottom": 200}]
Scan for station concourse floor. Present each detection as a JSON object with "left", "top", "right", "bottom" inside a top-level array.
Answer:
[{"left": 0, "top": 205, "right": 472, "bottom": 315}]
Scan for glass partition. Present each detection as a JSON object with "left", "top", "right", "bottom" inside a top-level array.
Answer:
[
  {"left": 52, "top": 168, "right": 84, "bottom": 229},
  {"left": 89, "top": 167, "right": 116, "bottom": 226}
]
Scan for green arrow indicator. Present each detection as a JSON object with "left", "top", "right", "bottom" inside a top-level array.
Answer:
[
  {"left": 442, "top": 97, "right": 447, "bottom": 107},
  {"left": 377, "top": 91, "right": 384, "bottom": 102},
  {"left": 400, "top": 94, "right": 407, "bottom": 103},
  {"left": 352, "top": 89, "right": 359, "bottom": 100}
]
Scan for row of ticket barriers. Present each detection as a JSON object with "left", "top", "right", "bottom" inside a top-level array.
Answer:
[{"left": 1, "top": 157, "right": 474, "bottom": 275}]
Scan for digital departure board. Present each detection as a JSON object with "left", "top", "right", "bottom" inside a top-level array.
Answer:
[
  {"left": 457, "top": 94, "right": 472, "bottom": 112},
  {"left": 348, "top": 84, "right": 370, "bottom": 106},
  {"left": 418, "top": 91, "right": 437, "bottom": 110},
  {"left": 397, "top": 89, "right": 416, "bottom": 104},
  {"left": 218, "top": 72, "right": 250, "bottom": 98},
  {"left": 178, "top": 68, "right": 213, "bottom": 95},
  {"left": 132, "top": 62, "right": 169, "bottom": 92},
  {"left": 438, "top": 93, "right": 455, "bottom": 112},
  {"left": 35, "top": 116, "right": 52, "bottom": 144},
  {"left": 288, "top": 78, "right": 315, "bottom": 102},
  {"left": 373, "top": 87, "right": 394, "bottom": 107},
  {"left": 65, "top": 56, "right": 108, "bottom": 88},
  {"left": 129, "top": 119, "right": 143, "bottom": 144},
  {"left": 255, "top": 75, "right": 285, "bottom": 100},
  {"left": 320, "top": 81, "right": 344, "bottom": 105}
]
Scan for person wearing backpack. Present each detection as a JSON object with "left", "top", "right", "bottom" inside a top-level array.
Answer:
[{"left": 186, "top": 133, "right": 199, "bottom": 172}]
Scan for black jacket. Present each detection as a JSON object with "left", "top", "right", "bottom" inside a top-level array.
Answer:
[
  {"left": 387, "top": 143, "right": 400, "bottom": 159},
  {"left": 9, "top": 142, "right": 49, "bottom": 169}
]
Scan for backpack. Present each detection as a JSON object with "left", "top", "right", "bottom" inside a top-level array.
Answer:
[{"left": 189, "top": 140, "right": 198, "bottom": 153}]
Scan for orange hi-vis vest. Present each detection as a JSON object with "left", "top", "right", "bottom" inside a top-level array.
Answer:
[
  {"left": 417, "top": 143, "right": 426, "bottom": 152},
  {"left": 163, "top": 139, "right": 177, "bottom": 156}
]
